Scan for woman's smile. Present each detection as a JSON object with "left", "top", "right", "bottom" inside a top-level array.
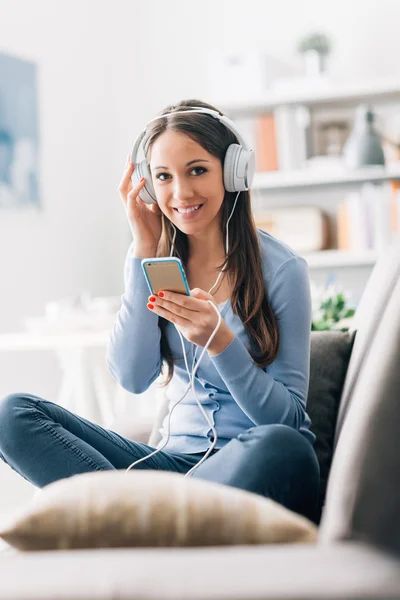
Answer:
[{"left": 173, "top": 203, "right": 204, "bottom": 220}]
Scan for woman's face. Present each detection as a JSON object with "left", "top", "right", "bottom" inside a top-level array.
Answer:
[{"left": 149, "top": 130, "right": 225, "bottom": 235}]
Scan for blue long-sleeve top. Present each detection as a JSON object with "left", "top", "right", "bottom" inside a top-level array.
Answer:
[{"left": 107, "top": 228, "right": 315, "bottom": 454}]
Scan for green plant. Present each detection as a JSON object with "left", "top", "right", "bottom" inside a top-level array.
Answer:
[
  {"left": 311, "top": 284, "right": 355, "bottom": 332},
  {"left": 297, "top": 32, "right": 332, "bottom": 56}
]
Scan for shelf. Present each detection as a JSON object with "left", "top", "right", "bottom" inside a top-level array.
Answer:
[
  {"left": 302, "top": 249, "right": 378, "bottom": 269},
  {"left": 252, "top": 164, "right": 400, "bottom": 191},
  {"left": 218, "top": 77, "right": 400, "bottom": 114}
]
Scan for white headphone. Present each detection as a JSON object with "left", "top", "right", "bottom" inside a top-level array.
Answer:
[{"left": 130, "top": 106, "right": 255, "bottom": 204}]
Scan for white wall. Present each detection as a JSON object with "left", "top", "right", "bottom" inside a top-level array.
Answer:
[
  {"left": 0, "top": 2, "right": 128, "bottom": 401},
  {"left": 0, "top": 0, "right": 399, "bottom": 510},
  {"left": 2, "top": 0, "right": 399, "bottom": 394},
  {"left": 0, "top": 0, "right": 134, "bottom": 511}
]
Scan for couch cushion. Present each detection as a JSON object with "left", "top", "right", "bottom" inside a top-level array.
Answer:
[
  {"left": 0, "top": 542, "right": 399, "bottom": 599},
  {"left": 334, "top": 238, "right": 400, "bottom": 447},
  {"left": 320, "top": 274, "right": 400, "bottom": 555},
  {"left": 307, "top": 330, "right": 356, "bottom": 521},
  {"left": 0, "top": 470, "right": 317, "bottom": 552}
]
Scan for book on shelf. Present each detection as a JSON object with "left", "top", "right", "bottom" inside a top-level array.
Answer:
[
  {"left": 337, "top": 201, "right": 350, "bottom": 251},
  {"left": 233, "top": 115, "right": 257, "bottom": 159},
  {"left": 237, "top": 107, "right": 308, "bottom": 173},
  {"left": 254, "top": 206, "right": 331, "bottom": 253},
  {"left": 273, "top": 105, "right": 308, "bottom": 171},
  {"left": 390, "top": 180, "right": 400, "bottom": 235},
  {"left": 336, "top": 181, "right": 399, "bottom": 253},
  {"left": 255, "top": 114, "right": 278, "bottom": 171}
]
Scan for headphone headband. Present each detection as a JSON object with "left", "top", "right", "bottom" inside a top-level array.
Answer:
[{"left": 131, "top": 107, "right": 251, "bottom": 162}]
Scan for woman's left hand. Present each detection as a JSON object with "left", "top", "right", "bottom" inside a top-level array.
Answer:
[{"left": 147, "top": 288, "right": 234, "bottom": 352}]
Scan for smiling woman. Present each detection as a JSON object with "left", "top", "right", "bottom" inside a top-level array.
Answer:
[
  {"left": 0, "top": 99, "right": 320, "bottom": 526},
  {"left": 106, "top": 99, "right": 319, "bottom": 520}
]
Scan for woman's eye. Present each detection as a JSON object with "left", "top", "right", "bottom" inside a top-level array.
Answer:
[
  {"left": 191, "top": 166, "right": 207, "bottom": 176},
  {"left": 155, "top": 172, "right": 171, "bottom": 181}
]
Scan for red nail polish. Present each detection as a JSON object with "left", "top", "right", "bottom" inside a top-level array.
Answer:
[
  {"left": 158, "top": 292, "right": 164, "bottom": 298},
  {"left": 149, "top": 296, "right": 156, "bottom": 302},
  {"left": 147, "top": 303, "right": 154, "bottom": 310}
]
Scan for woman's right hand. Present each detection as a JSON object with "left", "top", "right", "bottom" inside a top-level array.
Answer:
[{"left": 118, "top": 155, "right": 162, "bottom": 254}]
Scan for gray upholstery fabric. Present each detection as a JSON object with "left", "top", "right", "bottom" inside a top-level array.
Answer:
[
  {"left": 307, "top": 330, "right": 356, "bottom": 521},
  {"left": 319, "top": 275, "right": 400, "bottom": 555},
  {"left": 0, "top": 542, "right": 399, "bottom": 599},
  {"left": 334, "top": 238, "right": 400, "bottom": 447}
]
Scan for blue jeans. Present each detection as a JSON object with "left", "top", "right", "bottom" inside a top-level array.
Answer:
[{"left": 0, "top": 393, "right": 320, "bottom": 522}]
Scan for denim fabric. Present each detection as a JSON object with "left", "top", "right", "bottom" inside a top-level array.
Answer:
[{"left": 0, "top": 393, "right": 320, "bottom": 522}]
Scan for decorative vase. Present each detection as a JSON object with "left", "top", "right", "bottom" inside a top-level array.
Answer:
[
  {"left": 303, "top": 49, "right": 328, "bottom": 77},
  {"left": 342, "top": 104, "right": 385, "bottom": 169}
]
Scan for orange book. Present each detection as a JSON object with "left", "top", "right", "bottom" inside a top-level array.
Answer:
[
  {"left": 390, "top": 180, "right": 399, "bottom": 235},
  {"left": 337, "top": 201, "right": 350, "bottom": 250},
  {"left": 256, "top": 114, "right": 278, "bottom": 171}
]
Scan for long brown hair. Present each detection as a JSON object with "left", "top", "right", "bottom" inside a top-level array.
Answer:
[{"left": 143, "top": 99, "right": 280, "bottom": 385}]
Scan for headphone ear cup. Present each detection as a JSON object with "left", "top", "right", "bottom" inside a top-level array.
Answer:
[
  {"left": 131, "top": 160, "right": 157, "bottom": 205},
  {"left": 223, "top": 145, "right": 239, "bottom": 192},
  {"left": 223, "top": 144, "right": 255, "bottom": 192}
]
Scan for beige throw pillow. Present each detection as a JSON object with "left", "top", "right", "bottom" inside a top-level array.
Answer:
[{"left": 0, "top": 470, "right": 317, "bottom": 551}]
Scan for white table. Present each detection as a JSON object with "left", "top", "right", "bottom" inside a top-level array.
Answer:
[{"left": 0, "top": 330, "right": 162, "bottom": 428}]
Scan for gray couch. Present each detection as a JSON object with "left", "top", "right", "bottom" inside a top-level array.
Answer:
[{"left": 0, "top": 239, "right": 399, "bottom": 599}]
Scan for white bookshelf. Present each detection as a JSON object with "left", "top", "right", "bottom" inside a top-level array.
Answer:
[
  {"left": 219, "top": 77, "right": 400, "bottom": 114},
  {"left": 301, "top": 249, "right": 379, "bottom": 269},
  {"left": 253, "top": 163, "right": 400, "bottom": 191},
  {"left": 224, "top": 76, "right": 400, "bottom": 272}
]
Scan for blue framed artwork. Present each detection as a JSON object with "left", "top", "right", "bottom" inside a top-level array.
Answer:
[{"left": 0, "top": 52, "right": 40, "bottom": 209}]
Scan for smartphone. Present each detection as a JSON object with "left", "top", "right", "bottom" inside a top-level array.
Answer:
[{"left": 141, "top": 257, "right": 191, "bottom": 296}]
